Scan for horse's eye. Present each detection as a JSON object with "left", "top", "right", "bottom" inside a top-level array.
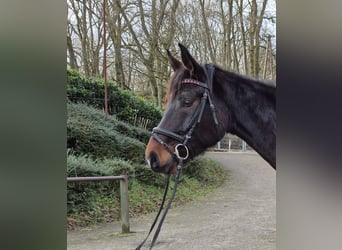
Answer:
[{"left": 183, "top": 99, "right": 193, "bottom": 107}]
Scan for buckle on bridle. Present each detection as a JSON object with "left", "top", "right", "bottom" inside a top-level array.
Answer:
[{"left": 174, "top": 144, "right": 189, "bottom": 160}]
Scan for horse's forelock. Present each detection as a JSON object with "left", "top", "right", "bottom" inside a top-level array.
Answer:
[{"left": 166, "top": 68, "right": 185, "bottom": 103}]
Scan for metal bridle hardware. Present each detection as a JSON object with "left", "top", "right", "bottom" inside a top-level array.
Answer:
[
  {"left": 136, "top": 64, "right": 219, "bottom": 250},
  {"left": 174, "top": 144, "right": 189, "bottom": 160}
]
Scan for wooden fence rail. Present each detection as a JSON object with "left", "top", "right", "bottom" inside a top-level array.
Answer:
[{"left": 67, "top": 175, "right": 130, "bottom": 234}]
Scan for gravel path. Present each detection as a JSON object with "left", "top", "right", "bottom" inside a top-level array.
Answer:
[{"left": 67, "top": 151, "right": 276, "bottom": 250}]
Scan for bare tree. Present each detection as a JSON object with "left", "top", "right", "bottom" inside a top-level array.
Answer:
[
  {"left": 199, "top": 0, "right": 216, "bottom": 63},
  {"left": 115, "top": 0, "right": 180, "bottom": 107},
  {"left": 67, "top": 0, "right": 276, "bottom": 104},
  {"left": 246, "top": 0, "right": 268, "bottom": 78},
  {"left": 68, "top": 0, "right": 104, "bottom": 77},
  {"left": 67, "top": 19, "right": 79, "bottom": 70},
  {"left": 107, "top": 0, "right": 126, "bottom": 88}
]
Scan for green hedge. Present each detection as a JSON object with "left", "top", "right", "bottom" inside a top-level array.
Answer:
[
  {"left": 182, "top": 156, "right": 226, "bottom": 184},
  {"left": 67, "top": 102, "right": 150, "bottom": 143},
  {"left": 67, "top": 68, "right": 162, "bottom": 130},
  {"left": 67, "top": 102, "right": 149, "bottom": 162}
]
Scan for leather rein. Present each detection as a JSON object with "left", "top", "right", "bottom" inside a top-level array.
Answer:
[{"left": 136, "top": 64, "right": 219, "bottom": 249}]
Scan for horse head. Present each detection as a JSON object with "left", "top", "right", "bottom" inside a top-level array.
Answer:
[{"left": 145, "top": 44, "right": 228, "bottom": 174}]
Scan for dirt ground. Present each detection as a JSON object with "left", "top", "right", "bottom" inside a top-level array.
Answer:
[{"left": 67, "top": 151, "right": 276, "bottom": 250}]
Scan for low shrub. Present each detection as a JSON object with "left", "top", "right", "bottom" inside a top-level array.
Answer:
[
  {"left": 67, "top": 154, "right": 135, "bottom": 214},
  {"left": 67, "top": 104, "right": 146, "bottom": 162},
  {"left": 182, "top": 156, "right": 226, "bottom": 184},
  {"left": 67, "top": 102, "right": 151, "bottom": 143},
  {"left": 132, "top": 163, "right": 165, "bottom": 188}
]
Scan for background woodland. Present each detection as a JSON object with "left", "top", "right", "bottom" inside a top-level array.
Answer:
[{"left": 67, "top": 0, "right": 276, "bottom": 108}]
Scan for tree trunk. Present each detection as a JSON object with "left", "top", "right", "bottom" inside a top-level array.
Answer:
[
  {"left": 199, "top": 0, "right": 216, "bottom": 63},
  {"left": 253, "top": 0, "right": 268, "bottom": 79},
  {"left": 237, "top": 0, "right": 249, "bottom": 74},
  {"left": 109, "top": 0, "right": 125, "bottom": 88},
  {"left": 67, "top": 34, "right": 78, "bottom": 70},
  {"left": 248, "top": 0, "right": 257, "bottom": 77},
  {"left": 81, "top": 0, "right": 90, "bottom": 76}
]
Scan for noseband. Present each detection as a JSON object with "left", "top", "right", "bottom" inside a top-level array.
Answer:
[{"left": 151, "top": 64, "right": 220, "bottom": 162}]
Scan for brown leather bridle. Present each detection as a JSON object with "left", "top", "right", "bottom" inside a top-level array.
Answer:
[
  {"left": 136, "top": 64, "right": 220, "bottom": 250},
  {"left": 151, "top": 64, "right": 220, "bottom": 165}
]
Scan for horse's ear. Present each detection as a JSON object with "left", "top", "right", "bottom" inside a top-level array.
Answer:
[
  {"left": 178, "top": 43, "right": 202, "bottom": 75},
  {"left": 167, "top": 49, "right": 182, "bottom": 71}
]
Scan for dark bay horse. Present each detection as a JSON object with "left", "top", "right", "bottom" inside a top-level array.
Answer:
[{"left": 145, "top": 44, "right": 276, "bottom": 174}]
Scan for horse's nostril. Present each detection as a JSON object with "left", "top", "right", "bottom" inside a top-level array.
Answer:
[
  {"left": 151, "top": 160, "right": 158, "bottom": 170},
  {"left": 148, "top": 152, "right": 160, "bottom": 171}
]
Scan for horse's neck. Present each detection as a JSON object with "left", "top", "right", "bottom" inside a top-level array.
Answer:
[{"left": 220, "top": 72, "right": 276, "bottom": 168}]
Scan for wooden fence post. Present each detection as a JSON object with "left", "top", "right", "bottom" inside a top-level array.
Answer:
[{"left": 120, "top": 174, "right": 130, "bottom": 233}]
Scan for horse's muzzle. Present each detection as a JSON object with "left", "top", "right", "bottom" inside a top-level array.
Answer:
[{"left": 146, "top": 151, "right": 176, "bottom": 174}]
